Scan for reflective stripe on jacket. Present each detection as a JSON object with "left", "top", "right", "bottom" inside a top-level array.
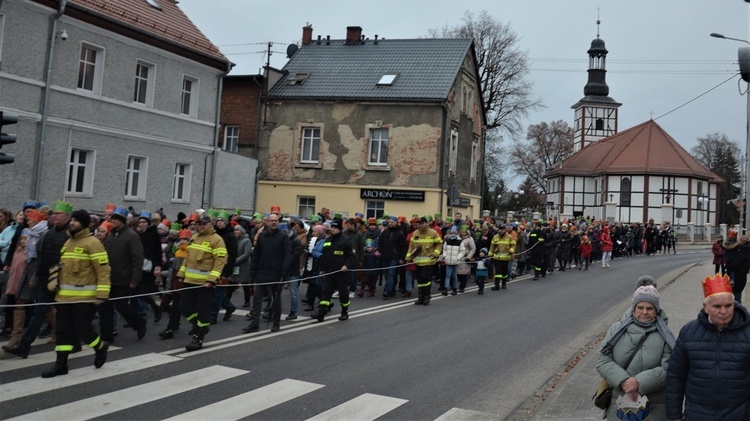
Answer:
[
  {"left": 177, "top": 226, "right": 228, "bottom": 285},
  {"left": 406, "top": 227, "right": 443, "bottom": 266},
  {"left": 57, "top": 229, "right": 110, "bottom": 302}
]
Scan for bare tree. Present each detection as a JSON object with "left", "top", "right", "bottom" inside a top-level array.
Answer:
[
  {"left": 690, "top": 132, "right": 742, "bottom": 224},
  {"left": 511, "top": 120, "right": 575, "bottom": 194},
  {"left": 429, "top": 11, "right": 541, "bottom": 137}
]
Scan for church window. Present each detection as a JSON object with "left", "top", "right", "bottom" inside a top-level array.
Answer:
[
  {"left": 621, "top": 178, "right": 631, "bottom": 206},
  {"left": 595, "top": 118, "right": 604, "bottom": 131}
]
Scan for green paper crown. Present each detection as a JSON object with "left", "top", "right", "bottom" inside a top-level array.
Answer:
[
  {"left": 52, "top": 200, "right": 73, "bottom": 214},
  {"left": 206, "top": 209, "right": 219, "bottom": 218},
  {"left": 217, "top": 210, "right": 231, "bottom": 221}
]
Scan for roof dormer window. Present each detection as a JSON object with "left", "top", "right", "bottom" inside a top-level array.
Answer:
[
  {"left": 287, "top": 72, "right": 310, "bottom": 85},
  {"left": 145, "top": 0, "right": 162, "bottom": 10},
  {"left": 377, "top": 74, "right": 397, "bottom": 86}
]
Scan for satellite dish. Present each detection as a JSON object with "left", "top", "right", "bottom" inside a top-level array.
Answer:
[{"left": 287, "top": 44, "right": 299, "bottom": 58}]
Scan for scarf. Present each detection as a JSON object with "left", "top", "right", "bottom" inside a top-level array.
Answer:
[
  {"left": 600, "top": 314, "right": 676, "bottom": 357},
  {"left": 25, "top": 220, "right": 48, "bottom": 261}
]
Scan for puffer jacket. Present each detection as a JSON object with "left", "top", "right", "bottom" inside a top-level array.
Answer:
[
  {"left": 406, "top": 227, "right": 443, "bottom": 266},
  {"left": 441, "top": 234, "right": 464, "bottom": 265},
  {"left": 457, "top": 236, "right": 476, "bottom": 275},
  {"left": 177, "top": 225, "right": 228, "bottom": 286},
  {"left": 57, "top": 229, "right": 111, "bottom": 302},
  {"left": 597, "top": 319, "right": 671, "bottom": 421},
  {"left": 666, "top": 304, "right": 750, "bottom": 421},
  {"left": 489, "top": 232, "right": 516, "bottom": 261}
]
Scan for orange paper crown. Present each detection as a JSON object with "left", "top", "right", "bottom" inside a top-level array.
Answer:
[
  {"left": 105, "top": 203, "right": 116, "bottom": 212},
  {"left": 27, "top": 209, "right": 46, "bottom": 223},
  {"left": 729, "top": 228, "right": 739, "bottom": 239},
  {"left": 270, "top": 205, "right": 281, "bottom": 213},
  {"left": 702, "top": 274, "right": 733, "bottom": 299}
]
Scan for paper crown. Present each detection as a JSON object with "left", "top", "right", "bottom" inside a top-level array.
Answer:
[
  {"left": 170, "top": 222, "right": 183, "bottom": 232},
  {"left": 52, "top": 200, "right": 73, "bottom": 214},
  {"left": 354, "top": 212, "right": 364, "bottom": 220},
  {"left": 178, "top": 229, "right": 192, "bottom": 239},
  {"left": 27, "top": 209, "right": 46, "bottom": 223},
  {"left": 270, "top": 205, "right": 281, "bottom": 213},
  {"left": 365, "top": 239, "right": 374, "bottom": 247},
  {"left": 113, "top": 206, "right": 129, "bottom": 219},
  {"left": 105, "top": 203, "right": 116, "bottom": 212},
  {"left": 702, "top": 274, "right": 734, "bottom": 299},
  {"left": 99, "top": 221, "right": 114, "bottom": 232},
  {"left": 368, "top": 217, "right": 377, "bottom": 225},
  {"left": 728, "top": 228, "right": 739, "bottom": 239},
  {"left": 186, "top": 213, "right": 200, "bottom": 222},
  {"left": 217, "top": 210, "right": 231, "bottom": 221},
  {"left": 434, "top": 213, "right": 442, "bottom": 218},
  {"left": 23, "top": 200, "right": 38, "bottom": 210},
  {"left": 138, "top": 210, "right": 152, "bottom": 221},
  {"left": 205, "top": 209, "right": 219, "bottom": 219},
  {"left": 398, "top": 216, "right": 406, "bottom": 222}
]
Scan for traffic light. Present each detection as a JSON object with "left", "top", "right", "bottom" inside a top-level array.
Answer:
[
  {"left": 0, "top": 111, "right": 17, "bottom": 165},
  {"left": 739, "top": 47, "right": 750, "bottom": 83}
]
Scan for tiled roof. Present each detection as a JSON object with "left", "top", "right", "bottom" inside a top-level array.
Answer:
[
  {"left": 546, "top": 120, "right": 724, "bottom": 182},
  {"left": 66, "top": 0, "right": 227, "bottom": 63},
  {"left": 268, "top": 38, "right": 474, "bottom": 101}
]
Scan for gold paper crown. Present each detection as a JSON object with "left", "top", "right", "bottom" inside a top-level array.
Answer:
[{"left": 702, "top": 274, "right": 733, "bottom": 299}]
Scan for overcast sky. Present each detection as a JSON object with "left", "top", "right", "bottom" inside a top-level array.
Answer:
[{"left": 180, "top": 0, "right": 749, "bottom": 187}]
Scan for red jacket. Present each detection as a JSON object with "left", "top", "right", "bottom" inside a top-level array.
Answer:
[
  {"left": 712, "top": 241, "right": 725, "bottom": 265},
  {"left": 600, "top": 230, "right": 613, "bottom": 252},
  {"left": 580, "top": 242, "right": 592, "bottom": 258}
]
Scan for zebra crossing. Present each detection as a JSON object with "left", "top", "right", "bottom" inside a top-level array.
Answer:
[{"left": 1, "top": 349, "right": 496, "bottom": 420}]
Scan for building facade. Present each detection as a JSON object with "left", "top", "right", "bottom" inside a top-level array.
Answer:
[
  {"left": 0, "top": 0, "right": 258, "bottom": 215},
  {"left": 255, "top": 25, "right": 486, "bottom": 219}
]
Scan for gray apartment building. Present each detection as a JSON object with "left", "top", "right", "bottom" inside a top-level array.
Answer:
[{"left": 0, "top": 0, "right": 258, "bottom": 216}]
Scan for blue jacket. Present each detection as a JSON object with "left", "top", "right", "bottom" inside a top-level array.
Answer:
[{"left": 666, "top": 303, "right": 750, "bottom": 420}]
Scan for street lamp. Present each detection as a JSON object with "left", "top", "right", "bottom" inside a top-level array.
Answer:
[
  {"left": 698, "top": 193, "right": 709, "bottom": 240},
  {"left": 711, "top": 32, "right": 750, "bottom": 234}
]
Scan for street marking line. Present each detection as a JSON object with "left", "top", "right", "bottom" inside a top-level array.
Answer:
[
  {"left": 165, "top": 378, "right": 324, "bottom": 420},
  {"left": 0, "top": 345, "right": 122, "bottom": 372},
  {"left": 5, "top": 365, "right": 247, "bottom": 421},
  {"left": 0, "top": 352, "right": 179, "bottom": 402},
  {"left": 306, "top": 393, "right": 408, "bottom": 421}
]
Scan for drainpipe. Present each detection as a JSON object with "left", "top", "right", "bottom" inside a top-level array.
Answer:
[
  {"left": 34, "top": 0, "right": 67, "bottom": 200},
  {"left": 207, "top": 63, "right": 234, "bottom": 208},
  {"left": 439, "top": 102, "right": 448, "bottom": 217}
]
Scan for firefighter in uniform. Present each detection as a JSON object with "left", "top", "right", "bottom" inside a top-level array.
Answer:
[
  {"left": 42, "top": 209, "right": 111, "bottom": 378},
  {"left": 527, "top": 222, "right": 546, "bottom": 280},
  {"left": 312, "top": 218, "right": 356, "bottom": 322},
  {"left": 176, "top": 213, "right": 227, "bottom": 351},
  {"left": 488, "top": 223, "right": 516, "bottom": 290},
  {"left": 405, "top": 216, "right": 443, "bottom": 305}
]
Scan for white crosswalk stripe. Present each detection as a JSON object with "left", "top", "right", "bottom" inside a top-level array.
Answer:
[
  {"left": 0, "top": 352, "right": 180, "bottom": 403},
  {"left": 306, "top": 393, "right": 408, "bottom": 421},
  {"left": 0, "top": 345, "right": 122, "bottom": 372},
  {"left": 5, "top": 365, "right": 247, "bottom": 421},
  {"left": 165, "top": 378, "right": 324, "bottom": 420}
]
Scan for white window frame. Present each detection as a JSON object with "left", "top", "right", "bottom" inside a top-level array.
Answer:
[
  {"left": 301, "top": 127, "right": 320, "bottom": 163},
  {"left": 172, "top": 163, "right": 191, "bottom": 203},
  {"left": 366, "top": 201, "right": 385, "bottom": 219},
  {"left": 180, "top": 75, "right": 199, "bottom": 117},
  {"left": 368, "top": 128, "right": 389, "bottom": 166},
  {"left": 66, "top": 148, "right": 95, "bottom": 197},
  {"left": 449, "top": 128, "right": 459, "bottom": 175},
  {"left": 133, "top": 59, "right": 155, "bottom": 106},
  {"left": 297, "top": 196, "right": 316, "bottom": 219},
  {"left": 471, "top": 136, "right": 479, "bottom": 182},
  {"left": 77, "top": 42, "right": 104, "bottom": 93},
  {"left": 223, "top": 125, "right": 239, "bottom": 153},
  {"left": 124, "top": 155, "right": 148, "bottom": 201}
]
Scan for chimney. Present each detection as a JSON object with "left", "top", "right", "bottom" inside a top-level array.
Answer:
[
  {"left": 346, "top": 26, "right": 362, "bottom": 45},
  {"left": 302, "top": 24, "right": 313, "bottom": 46}
]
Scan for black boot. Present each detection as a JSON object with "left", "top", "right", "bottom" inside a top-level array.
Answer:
[
  {"left": 338, "top": 305, "right": 349, "bottom": 321},
  {"left": 242, "top": 322, "right": 259, "bottom": 333},
  {"left": 185, "top": 326, "right": 209, "bottom": 352},
  {"left": 478, "top": 284, "right": 484, "bottom": 295},
  {"left": 491, "top": 279, "right": 500, "bottom": 290},
  {"left": 451, "top": 288, "right": 457, "bottom": 296},
  {"left": 422, "top": 285, "right": 432, "bottom": 305},
  {"left": 414, "top": 287, "right": 425, "bottom": 305},
  {"left": 94, "top": 341, "right": 109, "bottom": 368},
  {"left": 42, "top": 352, "right": 69, "bottom": 378},
  {"left": 311, "top": 303, "right": 328, "bottom": 322},
  {"left": 502, "top": 280, "right": 507, "bottom": 289}
]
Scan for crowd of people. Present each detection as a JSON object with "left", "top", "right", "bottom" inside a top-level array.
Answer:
[{"left": 0, "top": 201, "right": 683, "bottom": 374}]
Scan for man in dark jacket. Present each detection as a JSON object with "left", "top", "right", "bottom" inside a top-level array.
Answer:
[
  {"left": 101, "top": 207, "right": 146, "bottom": 342},
  {"left": 312, "top": 218, "right": 356, "bottom": 322},
  {"left": 666, "top": 274, "right": 750, "bottom": 421},
  {"left": 135, "top": 211, "right": 163, "bottom": 322},
  {"left": 243, "top": 213, "right": 291, "bottom": 333},
  {"left": 5, "top": 201, "right": 71, "bottom": 358},
  {"left": 378, "top": 216, "right": 407, "bottom": 298},
  {"left": 211, "top": 211, "right": 238, "bottom": 323}
]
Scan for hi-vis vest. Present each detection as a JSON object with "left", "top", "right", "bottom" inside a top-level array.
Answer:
[
  {"left": 177, "top": 227, "right": 228, "bottom": 285},
  {"left": 406, "top": 227, "right": 443, "bottom": 266}
]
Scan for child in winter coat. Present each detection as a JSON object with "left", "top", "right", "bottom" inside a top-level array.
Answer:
[
  {"left": 160, "top": 229, "right": 191, "bottom": 339},
  {"left": 359, "top": 239, "right": 380, "bottom": 297},
  {"left": 580, "top": 235, "right": 592, "bottom": 270},
  {"left": 475, "top": 248, "right": 490, "bottom": 295}
]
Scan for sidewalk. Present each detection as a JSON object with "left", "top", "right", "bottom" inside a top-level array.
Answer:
[{"left": 528, "top": 257, "right": 721, "bottom": 421}]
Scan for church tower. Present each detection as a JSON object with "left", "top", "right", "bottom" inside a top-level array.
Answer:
[{"left": 571, "top": 19, "right": 621, "bottom": 152}]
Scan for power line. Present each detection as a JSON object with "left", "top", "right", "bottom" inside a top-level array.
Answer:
[{"left": 654, "top": 73, "right": 739, "bottom": 121}]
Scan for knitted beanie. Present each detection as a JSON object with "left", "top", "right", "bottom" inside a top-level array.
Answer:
[
  {"left": 632, "top": 285, "right": 660, "bottom": 311},
  {"left": 635, "top": 275, "right": 657, "bottom": 289},
  {"left": 70, "top": 209, "right": 91, "bottom": 227}
]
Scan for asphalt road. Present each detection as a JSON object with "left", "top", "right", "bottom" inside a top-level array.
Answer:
[{"left": 0, "top": 248, "right": 710, "bottom": 420}]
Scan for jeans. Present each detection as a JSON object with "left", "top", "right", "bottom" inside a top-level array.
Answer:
[
  {"left": 404, "top": 270, "right": 414, "bottom": 292},
  {"left": 348, "top": 271, "right": 357, "bottom": 293},
  {"left": 210, "top": 286, "right": 236, "bottom": 322},
  {"left": 384, "top": 260, "right": 399, "bottom": 294},
  {"left": 444, "top": 265, "right": 458, "bottom": 289},
  {"left": 288, "top": 276, "right": 300, "bottom": 314},
  {"left": 19, "top": 286, "right": 55, "bottom": 350}
]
